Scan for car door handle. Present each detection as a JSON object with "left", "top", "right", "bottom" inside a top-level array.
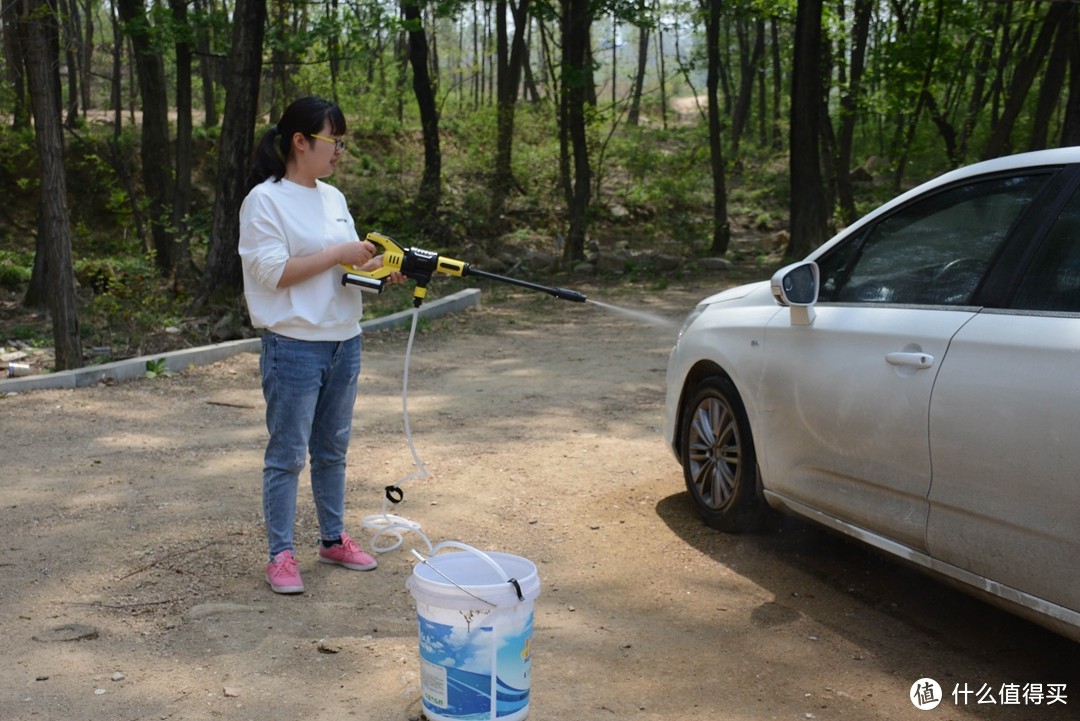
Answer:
[{"left": 885, "top": 351, "right": 935, "bottom": 369}]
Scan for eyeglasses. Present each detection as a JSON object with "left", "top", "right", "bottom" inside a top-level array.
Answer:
[{"left": 310, "top": 134, "right": 346, "bottom": 152}]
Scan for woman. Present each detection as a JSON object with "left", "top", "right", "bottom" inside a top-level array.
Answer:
[{"left": 239, "top": 96, "right": 402, "bottom": 594}]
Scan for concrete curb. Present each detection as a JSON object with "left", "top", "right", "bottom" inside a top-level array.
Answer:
[{"left": 0, "top": 288, "right": 481, "bottom": 393}]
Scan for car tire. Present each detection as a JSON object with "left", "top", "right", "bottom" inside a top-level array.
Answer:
[{"left": 679, "top": 375, "right": 765, "bottom": 533}]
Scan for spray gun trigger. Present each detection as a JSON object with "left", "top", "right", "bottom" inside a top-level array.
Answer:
[{"left": 385, "top": 485, "right": 404, "bottom": 503}]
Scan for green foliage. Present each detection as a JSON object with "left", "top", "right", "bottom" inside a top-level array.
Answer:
[
  {"left": 6, "top": 324, "right": 42, "bottom": 342},
  {"left": 72, "top": 255, "right": 189, "bottom": 361},
  {"left": 607, "top": 126, "right": 712, "bottom": 227},
  {"left": 144, "top": 358, "right": 174, "bottom": 379},
  {"left": 0, "top": 129, "right": 40, "bottom": 248},
  {"left": 0, "top": 251, "right": 33, "bottom": 289},
  {"left": 442, "top": 107, "right": 499, "bottom": 180}
]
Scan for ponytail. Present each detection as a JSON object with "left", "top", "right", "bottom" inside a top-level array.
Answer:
[
  {"left": 245, "top": 97, "right": 347, "bottom": 195},
  {"left": 246, "top": 124, "right": 286, "bottom": 194}
]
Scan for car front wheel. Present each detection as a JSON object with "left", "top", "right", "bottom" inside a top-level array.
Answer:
[{"left": 679, "top": 375, "right": 765, "bottom": 532}]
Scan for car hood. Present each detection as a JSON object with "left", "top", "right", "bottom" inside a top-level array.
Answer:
[{"left": 697, "top": 279, "right": 772, "bottom": 307}]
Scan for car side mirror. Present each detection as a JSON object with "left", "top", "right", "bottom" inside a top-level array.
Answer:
[{"left": 770, "top": 262, "right": 819, "bottom": 326}]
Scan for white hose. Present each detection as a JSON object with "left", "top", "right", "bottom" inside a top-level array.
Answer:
[{"left": 360, "top": 306, "right": 434, "bottom": 553}]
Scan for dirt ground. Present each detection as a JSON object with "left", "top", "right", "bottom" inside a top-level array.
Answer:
[{"left": 2, "top": 278, "right": 1078, "bottom": 721}]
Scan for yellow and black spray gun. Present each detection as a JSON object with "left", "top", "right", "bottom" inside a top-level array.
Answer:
[{"left": 342, "top": 232, "right": 588, "bottom": 306}]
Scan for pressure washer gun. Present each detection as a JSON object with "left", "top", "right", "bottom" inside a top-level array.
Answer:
[{"left": 341, "top": 232, "right": 587, "bottom": 307}]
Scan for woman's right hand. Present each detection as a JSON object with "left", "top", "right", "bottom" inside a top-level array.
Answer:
[{"left": 337, "top": 240, "right": 376, "bottom": 269}]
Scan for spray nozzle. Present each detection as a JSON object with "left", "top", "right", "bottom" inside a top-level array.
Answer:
[{"left": 548, "top": 287, "right": 588, "bottom": 303}]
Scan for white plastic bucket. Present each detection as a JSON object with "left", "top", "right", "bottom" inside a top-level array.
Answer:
[{"left": 406, "top": 542, "right": 540, "bottom": 721}]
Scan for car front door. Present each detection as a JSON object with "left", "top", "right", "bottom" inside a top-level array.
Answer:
[{"left": 757, "top": 173, "right": 1051, "bottom": 553}]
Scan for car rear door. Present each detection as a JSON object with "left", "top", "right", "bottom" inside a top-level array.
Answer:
[
  {"left": 757, "top": 173, "right": 1052, "bottom": 553},
  {"left": 927, "top": 175, "right": 1080, "bottom": 614}
]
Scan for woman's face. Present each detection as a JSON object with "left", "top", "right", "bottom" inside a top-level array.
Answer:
[
  {"left": 306, "top": 121, "right": 344, "bottom": 179},
  {"left": 289, "top": 119, "right": 344, "bottom": 185}
]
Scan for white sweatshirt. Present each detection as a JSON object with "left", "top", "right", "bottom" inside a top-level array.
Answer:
[{"left": 239, "top": 177, "right": 365, "bottom": 341}]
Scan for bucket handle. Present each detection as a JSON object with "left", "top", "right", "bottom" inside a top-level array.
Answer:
[
  {"left": 411, "top": 541, "right": 526, "bottom": 603},
  {"left": 428, "top": 541, "right": 510, "bottom": 581}
]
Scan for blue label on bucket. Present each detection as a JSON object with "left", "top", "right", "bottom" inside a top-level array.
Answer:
[{"left": 418, "top": 611, "right": 533, "bottom": 720}]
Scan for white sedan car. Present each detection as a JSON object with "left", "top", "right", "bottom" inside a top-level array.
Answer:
[{"left": 664, "top": 148, "right": 1080, "bottom": 641}]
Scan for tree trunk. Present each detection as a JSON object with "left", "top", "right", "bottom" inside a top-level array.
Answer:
[
  {"left": 834, "top": 0, "right": 870, "bottom": 225},
  {"left": 78, "top": 0, "right": 93, "bottom": 113},
  {"left": 471, "top": 2, "right": 480, "bottom": 108},
  {"left": 428, "top": 7, "right": 439, "bottom": 91},
  {"left": 109, "top": 0, "right": 121, "bottom": 131},
  {"left": 171, "top": 0, "right": 194, "bottom": 275},
  {"left": 958, "top": 1, "right": 1000, "bottom": 160},
  {"left": 539, "top": 17, "right": 559, "bottom": 99},
  {"left": 788, "top": 0, "right": 828, "bottom": 259},
  {"left": 104, "top": 0, "right": 147, "bottom": 245},
  {"left": 703, "top": 0, "right": 730, "bottom": 255},
  {"left": 893, "top": 0, "right": 944, "bottom": 190},
  {"left": 402, "top": 0, "right": 442, "bottom": 221},
  {"left": 195, "top": 0, "right": 219, "bottom": 127},
  {"left": 116, "top": 0, "right": 176, "bottom": 274},
  {"left": 57, "top": 0, "right": 80, "bottom": 127},
  {"left": 982, "top": 1, "right": 1071, "bottom": 160},
  {"left": 656, "top": 18, "right": 668, "bottom": 130},
  {"left": 923, "top": 90, "right": 960, "bottom": 167},
  {"left": 557, "top": 14, "right": 571, "bottom": 222},
  {"left": 730, "top": 16, "right": 763, "bottom": 155},
  {"left": 560, "top": 0, "right": 591, "bottom": 265},
  {"left": 627, "top": 21, "right": 648, "bottom": 126},
  {"left": 328, "top": 0, "right": 340, "bottom": 103},
  {"left": 1063, "top": 19, "right": 1080, "bottom": 147},
  {"left": 522, "top": 17, "right": 540, "bottom": 103},
  {"left": 198, "top": 0, "right": 266, "bottom": 306},
  {"left": 1029, "top": 3, "right": 1074, "bottom": 151},
  {"left": 770, "top": 16, "right": 782, "bottom": 149},
  {"left": 489, "top": 0, "right": 530, "bottom": 223},
  {"left": 21, "top": 0, "right": 83, "bottom": 369},
  {"left": 268, "top": 0, "right": 291, "bottom": 120},
  {"left": 2, "top": 0, "right": 30, "bottom": 128},
  {"left": 492, "top": 0, "right": 511, "bottom": 215}
]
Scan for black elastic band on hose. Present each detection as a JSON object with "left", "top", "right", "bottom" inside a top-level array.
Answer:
[{"left": 385, "top": 485, "right": 404, "bottom": 503}]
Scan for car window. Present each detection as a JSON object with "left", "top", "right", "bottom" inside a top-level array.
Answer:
[
  {"left": 817, "top": 174, "right": 1048, "bottom": 306},
  {"left": 1010, "top": 186, "right": 1080, "bottom": 313}
]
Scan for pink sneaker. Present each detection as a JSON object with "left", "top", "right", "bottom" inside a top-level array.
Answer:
[
  {"left": 318, "top": 532, "right": 378, "bottom": 571},
  {"left": 266, "top": 550, "right": 305, "bottom": 594}
]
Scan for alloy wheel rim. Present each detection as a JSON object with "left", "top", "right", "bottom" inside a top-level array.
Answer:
[{"left": 687, "top": 395, "right": 741, "bottom": 510}]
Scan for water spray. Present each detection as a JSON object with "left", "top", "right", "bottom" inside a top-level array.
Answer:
[{"left": 583, "top": 299, "right": 678, "bottom": 330}]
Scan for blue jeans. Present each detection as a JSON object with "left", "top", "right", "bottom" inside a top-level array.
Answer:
[{"left": 260, "top": 331, "right": 361, "bottom": 559}]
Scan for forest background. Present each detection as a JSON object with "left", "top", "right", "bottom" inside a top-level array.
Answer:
[{"left": 2, "top": 0, "right": 1080, "bottom": 371}]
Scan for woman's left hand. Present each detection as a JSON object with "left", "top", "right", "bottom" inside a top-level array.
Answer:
[{"left": 357, "top": 255, "right": 407, "bottom": 285}]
